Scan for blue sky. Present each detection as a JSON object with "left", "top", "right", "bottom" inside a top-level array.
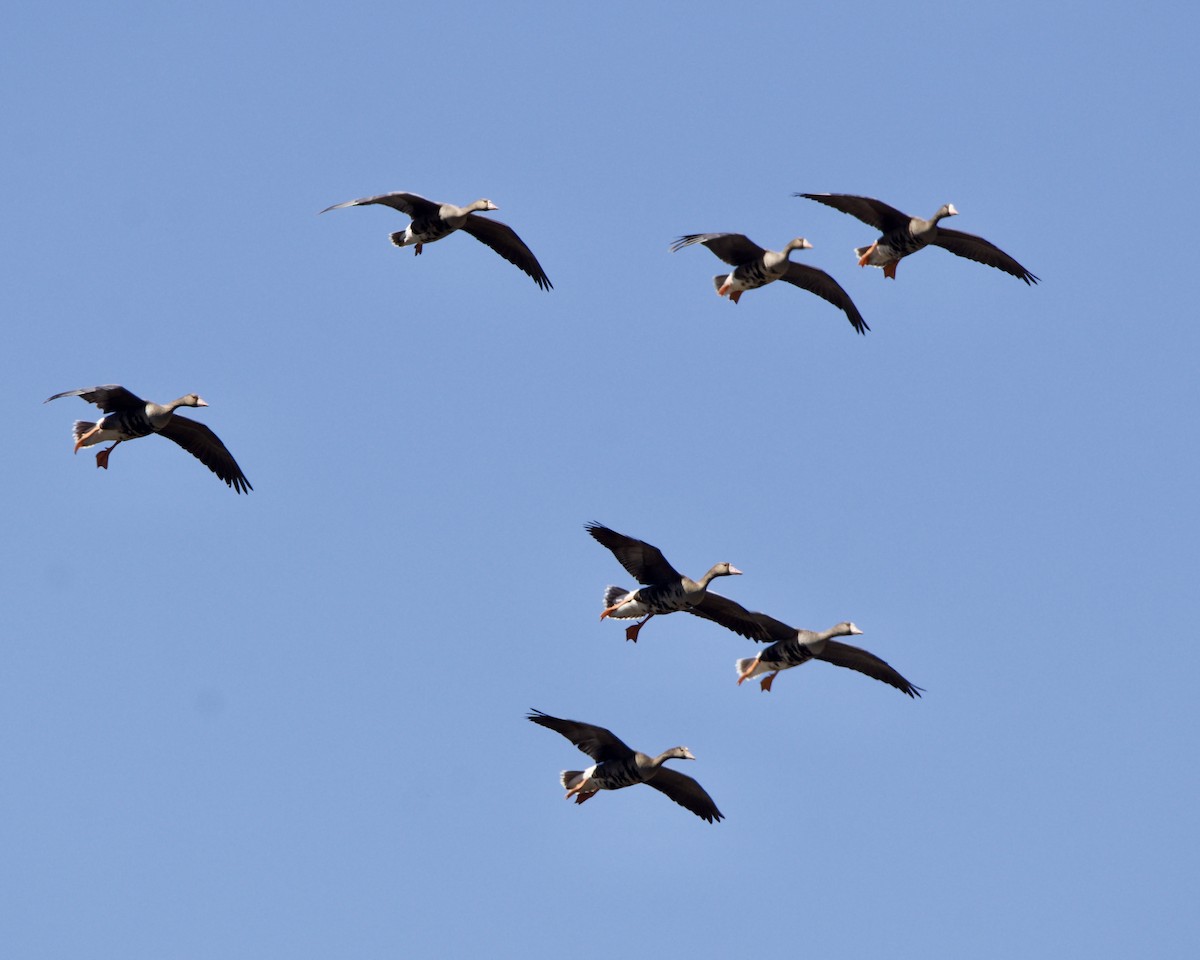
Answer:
[{"left": 3, "top": 2, "right": 1197, "bottom": 957}]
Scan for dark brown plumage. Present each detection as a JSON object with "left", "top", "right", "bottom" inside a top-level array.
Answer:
[
  {"left": 528, "top": 710, "right": 723, "bottom": 823},
  {"left": 320, "top": 191, "right": 552, "bottom": 290},
  {"left": 797, "top": 193, "right": 1038, "bottom": 284},
  {"left": 671, "top": 232, "right": 868, "bottom": 333},
  {"left": 45, "top": 385, "right": 251, "bottom": 493},
  {"left": 736, "top": 613, "right": 922, "bottom": 697},
  {"left": 586, "top": 522, "right": 769, "bottom": 643}
]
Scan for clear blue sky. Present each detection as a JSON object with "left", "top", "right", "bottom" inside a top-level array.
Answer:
[{"left": 3, "top": 2, "right": 1197, "bottom": 957}]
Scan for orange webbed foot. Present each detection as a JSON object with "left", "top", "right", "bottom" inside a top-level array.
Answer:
[
  {"left": 622, "top": 614, "right": 651, "bottom": 643},
  {"left": 759, "top": 673, "right": 778, "bottom": 693}
]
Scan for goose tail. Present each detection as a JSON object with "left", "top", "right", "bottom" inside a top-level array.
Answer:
[
  {"left": 72, "top": 421, "right": 99, "bottom": 447},
  {"left": 603, "top": 585, "right": 631, "bottom": 608}
]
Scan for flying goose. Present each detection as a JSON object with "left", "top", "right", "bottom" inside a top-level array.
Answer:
[
  {"left": 670, "top": 233, "right": 868, "bottom": 334},
  {"left": 528, "top": 710, "right": 724, "bottom": 823},
  {"left": 796, "top": 193, "right": 1038, "bottom": 283},
  {"left": 586, "top": 522, "right": 768, "bottom": 643},
  {"left": 46, "top": 385, "right": 252, "bottom": 493},
  {"left": 735, "top": 615, "right": 921, "bottom": 697},
  {"left": 320, "top": 191, "right": 552, "bottom": 290}
]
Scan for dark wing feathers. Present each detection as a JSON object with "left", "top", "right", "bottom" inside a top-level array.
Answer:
[
  {"left": 586, "top": 523, "right": 681, "bottom": 585},
  {"left": 319, "top": 191, "right": 440, "bottom": 218},
  {"left": 644, "top": 768, "right": 724, "bottom": 823},
  {"left": 746, "top": 610, "right": 804, "bottom": 645},
  {"left": 931, "top": 227, "right": 1039, "bottom": 284},
  {"left": 157, "top": 415, "right": 252, "bottom": 494},
  {"left": 671, "top": 232, "right": 766, "bottom": 265},
  {"left": 816, "top": 640, "right": 924, "bottom": 698},
  {"left": 527, "top": 710, "right": 634, "bottom": 762},
  {"left": 781, "top": 263, "right": 869, "bottom": 334},
  {"left": 321, "top": 192, "right": 551, "bottom": 289},
  {"left": 795, "top": 193, "right": 912, "bottom": 232},
  {"left": 458, "top": 215, "right": 553, "bottom": 290},
  {"left": 45, "top": 385, "right": 144, "bottom": 412},
  {"left": 688, "top": 592, "right": 771, "bottom": 642}
]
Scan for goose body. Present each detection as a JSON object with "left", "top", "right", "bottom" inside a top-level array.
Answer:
[
  {"left": 528, "top": 710, "right": 723, "bottom": 823},
  {"left": 320, "top": 190, "right": 552, "bottom": 290},
  {"left": 797, "top": 193, "right": 1038, "bottom": 284},
  {"left": 586, "top": 522, "right": 767, "bottom": 643},
  {"left": 671, "top": 233, "right": 868, "bottom": 334},
  {"left": 735, "top": 616, "right": 921, "bottom": 697},
  {"left": 45, "top": 385, "right": 251, "bottom": 493}
]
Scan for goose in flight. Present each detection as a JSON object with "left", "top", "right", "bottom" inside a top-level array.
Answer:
[{"left": 320, "top": 191, "right": 552, "bottom": 290}]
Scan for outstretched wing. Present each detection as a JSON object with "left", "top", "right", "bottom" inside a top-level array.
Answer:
[
  {"left": 688, "top": 592, "right": 772, "bottom": 642},
  {"left": 319, "top": 191, "right": 441, "bottom": 219},
  {"left": 795, "top": 193, "right": 911, "bottom": 232},
  {"left": 459, "top": 215, "right": 553, "bottom": 290},
  {"left": 586, "top": 523, "right": 681, "bottom": 585},
  {"left": 44, "top": 385, "right": 144, "bottom": 413},
  {"left": 671, "top": 232, "right": 765, "bottom": 266},
  {"left": 817, "top": 641, "right": 923, "bottom": 698},
  {"left": 645, "top": 768, "right": 724, "bottom": 823},
  {"left": 931, "top": 228, "right": 1039, "bottom": 284},
  {"left": 781, "top": 263, "right": 869, "bottom": 334},
  {"left": 527, "top": 710, "right": 634, "bottom": 762},
  {"left": 157, "top": 415, "right": 252, "bottom": 494},
  {"left": 745, "top": 610, "right": 803, "bottom": 645}
]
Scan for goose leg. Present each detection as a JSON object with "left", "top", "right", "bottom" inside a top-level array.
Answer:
[
  {"left": 717, "top": 275, "right": 744, "bottom": 302},
  {"left": 599, "top": 603, "right": 652, "bottom": 642},
  {"left": 883, "top": 260, "right": 898, "bottom": 279},
  {"left": 857, "top": 242, "right": 878, "bottom": 267},
  {"left": 95, "top": 440, "right": 123, "bottom": 470},
  {"left": 565, "top": 775, "right": 592, "bottom": 800},
  {"left": 573, "top": 790, "right": 597, "bottom": 805},
  {"left": 414, "top": 243, "right": 423, "bottom": 256},
  {"left": 736, "top": 658, "right": 760, "bottom": 686},
  {"left": 73, "top": 424, "right": 102, "bottom": 453},
  {"left": 624, "top": 614, "right": 653, "bottom": 643},
  {"left": 759, "top": 672, "right": 779, "bottom": 693}
]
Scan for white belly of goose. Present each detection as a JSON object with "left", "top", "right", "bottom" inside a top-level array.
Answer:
[{"left": 606, "top": 595, "right": 651, "bottom": 619}]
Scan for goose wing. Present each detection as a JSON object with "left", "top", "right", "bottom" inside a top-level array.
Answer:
[
  {"left": 458, "top": 215, "right": 553, "bottom": 290},
  {"left": 781, "top": 264, "right": 870, "bottom": 334},
  {"left": 527, "top": 710, "right": 634, "bottom": 762},
  {"left": 746, "top": 610, "right": 802, "bottom": 645},
  {"left": 671, "top": 233, "right": 765, "bottom": 265},
  {"left": 688, "top": 592, "right": 772, "bottom": 641},
  {"left": 930, "top": 228, "right": 1039, "bottom": 284},
  {"left": 586, "top": 523, "right": 682, "bottom": 585},
  {"left": 795, "top": 193, "right": 912, "bottom": 232},
  {"left": 157, "top": 415, "right": 252, "bottom": 494},
  {"left": 319, "top": 191, "right": 442, "bottom": 219},
  {"left": 45, "top": 385, "right": 145, "bottom": 413},
  {"left": 645, "top": 768, "right": 724, "bottom": 823},
  {"left": 816, "top": 640, "right": 923, "bottom": 697}
]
